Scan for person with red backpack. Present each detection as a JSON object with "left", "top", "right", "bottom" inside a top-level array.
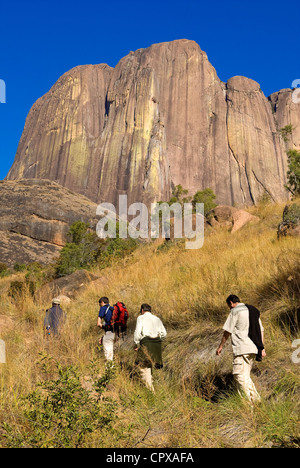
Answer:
[
  {"left": 97, "top": 297, "right": 129, "bottom": 361},
  {"left": 97, "top": 297, "right": 115, "bottom": 361}
]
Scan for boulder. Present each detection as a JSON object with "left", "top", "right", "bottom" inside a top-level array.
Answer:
[
  {"left": 0, "top": 180, "right": 99, "bottom": 266},
  {"left": 38, "top": 269, "right": 100, "bottom": 300},
  {"left": 208, "top": 205, "right": 259, "bottom": 233}
]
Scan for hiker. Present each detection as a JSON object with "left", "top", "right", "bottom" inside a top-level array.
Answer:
[
  {"left": 44, "top": 298, "right": 66, "bottom": 338},
  {"left": 134, "top": 304, "right": 167, "bottom": 392},
  {"left": 216, "top": 295, "right": 266, "bottom": 404},
  {"left": 97, "top": 297, "right": 115, "bottom": 361}
]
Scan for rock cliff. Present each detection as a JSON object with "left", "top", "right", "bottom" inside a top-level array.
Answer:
[
  {"left": 0, "top": 180, "right": 98, "bottom": 266},
  {"left": 6, "top": 39, "right": 296, "bottom": 206}
]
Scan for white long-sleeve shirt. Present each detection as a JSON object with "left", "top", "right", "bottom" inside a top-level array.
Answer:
[{"left": 134, "top": 312, "right": 167, "bottom": 345}]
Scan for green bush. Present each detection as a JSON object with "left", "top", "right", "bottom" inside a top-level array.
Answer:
[
  {"left": 0, "top": 263, "right": 9, "bottom": 278},
  {"left": 13, "top": 263, "right": 27, "bottom": 272},
  {"left": 283, "top": 203, "right": 300, "bottom": 226},
  {"left": 8, "top": 280, "right": 26, "bottom": 299},
  {"left": 279, "top": 124, "right": 293, "bottom": 143},
  {"left": 56, "top": 222, "right": 102, "bottom": 277},
  {"left": 0, "top": 263, "right": 8, "bottom": 273},
  {"left": 1, "top": 357, "right": 117, "bottom": 448},
  {"left": 286, "top": 149, "right": 300, "bottom": 196},
  {"left": 192, "top": 188, "right": 217, "bottom": 216}
]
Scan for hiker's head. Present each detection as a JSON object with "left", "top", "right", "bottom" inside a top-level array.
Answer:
[
  {"left": 99, "top": 297, "right": 109, "bottom": 307},
  {"left": 52, "top": 298, "right": 61, "bottom": 307},
  {"left": 226, "top": 295, "right": 240, "bottom": 309},
  {"left": 140, "top": 304, "right": 152, "bottom": 315}
]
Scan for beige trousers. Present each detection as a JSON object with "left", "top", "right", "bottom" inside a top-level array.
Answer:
[
  {"left": 102, "top": 331, "right": 115, "bottom": 361},
  {"left": 140, "top": 367, "right": 155, "bottom": 393},
  {"left": 233, "top": 354, "right": 261, "bottom": 403}
]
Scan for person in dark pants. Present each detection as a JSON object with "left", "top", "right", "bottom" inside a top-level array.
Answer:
[
  {"left": 134, "top": 304, "right": 167, "bottom": 392},
  {"left": 44, "top": 298, "right": 66, "bottom": 338}
]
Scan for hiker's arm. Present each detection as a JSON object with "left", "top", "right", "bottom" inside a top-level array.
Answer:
[
  {"left": 260, "top": 320, "right": 267, "bottom": 357},
  {"left": 97, "top": 317, "right": 103, "bottom": 328},
  {"left": 134, "top": 317, "right": 143, "bottom": 350},
  {"left": 216, "top": 331, "right": 231, "bottom": 356}
]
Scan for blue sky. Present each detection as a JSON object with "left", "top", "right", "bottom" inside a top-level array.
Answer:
[{"left": 0, "top": 0, "right": 299, "bottom": 180}]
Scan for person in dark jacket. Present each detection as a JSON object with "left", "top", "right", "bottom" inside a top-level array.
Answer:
[
  {"left": 97, "top": 297, "right": 115, "bottom": 361},
  {"left": 44, "top": 298, "right": 66, "bottom": 337}
]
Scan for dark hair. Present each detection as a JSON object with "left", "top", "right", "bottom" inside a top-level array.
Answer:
[
  {"left": 99, "top": 297, "right": 109, "bottom": 305},
  {"left": 226, "top": 295, "right": 240, "bottom": 305},
  {"left": 140, "top": 303, "right": 152, "bottom": 313}
]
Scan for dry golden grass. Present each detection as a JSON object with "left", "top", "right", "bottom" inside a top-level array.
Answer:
[{"left": 0, "top": 200, "right": 299, "bottom": 447}]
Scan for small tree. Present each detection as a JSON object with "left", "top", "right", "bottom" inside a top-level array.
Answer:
[
  {"left": 192, "top": 188, "right": 217, "bottom": 216},
  {"left": 279, "top": 125, "right": 294, "bottom": 143},
  {"left": 56, "top": 222, "right": 102, "bottom": 277},
  {"left": 286, "top": 149, "right": 300, "bottom": 196},
  {"left": 169, "top": 185, "right": 192, "bottom": 206}
]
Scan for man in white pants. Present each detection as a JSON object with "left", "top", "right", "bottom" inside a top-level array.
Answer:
[
  {"left": 98, "top": 297, "right": 115, "bottom": 361},
  {"left": 134, "top": 304, "right": 167, "bottom": 392},
  {"left": 216, "top": 295, "right": 266, "bottom": 404}
]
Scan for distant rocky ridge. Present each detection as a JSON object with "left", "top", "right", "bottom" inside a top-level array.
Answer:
[
  {"left": 0, "top": 180, "right": 98, "bottom": 266},
  {"left": 6, "top": 39, "right": 299, "bottom": 207}
]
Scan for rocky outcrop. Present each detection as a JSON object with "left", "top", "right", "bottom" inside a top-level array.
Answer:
[
  {"left": 38, "top": 269, "right": 100, "bottom": 300},
  {"left": 208, "top": 205, "right": 259, "bottom": 233},
  {"left": 269, "top": 89, "right": 300, "bottom": 151},
  {"left": 6, "top": 65, "right": 113, "bottom": 202},
  {"left": 6, "top": 40, "right": 291, "bottom": 207},
  {"left": 0, "top": 180, "right": 98, "bottom": 266},
  {"left": 226, "top": 77, "right": 287, "bottom": 204}
]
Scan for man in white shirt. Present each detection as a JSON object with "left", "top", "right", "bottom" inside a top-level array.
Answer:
[
  {"left": 216, "top": 295, "right": 266, "bottom": 404},
  {"left": 134, "top": 304, "right": 167, "bottom": 392}
]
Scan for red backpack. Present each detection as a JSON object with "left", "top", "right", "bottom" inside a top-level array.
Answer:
[{"left": 111, "top": 302, "right": 129, "bottom": 336}]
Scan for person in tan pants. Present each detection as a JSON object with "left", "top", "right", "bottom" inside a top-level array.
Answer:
[{"left": 216, "top": 295, "right": 266, "bottom": 404}]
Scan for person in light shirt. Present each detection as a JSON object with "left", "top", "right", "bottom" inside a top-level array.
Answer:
[
  {"left": 134, "top": 304, "right": 167, "bottom": 392},
  {"left": 216, "top": 294, "right": 266, "bottom": 404}
]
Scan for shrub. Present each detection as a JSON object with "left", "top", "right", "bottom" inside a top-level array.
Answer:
[
  {"left": 279, "top": 124, "right": 293, "bottom": 143},
  {"left": 192, "top": 188, "right": 217, "bottom": 216},
  {"left": 13, "top": 263, "right": 27, "bottom": 272},
  {"left": 286, "top": 149, "right": 300, "bottom": 196},
  {"left": 56, "top": 222, "right": 102, "bottom": 277},
  {"left": 0, "top": 356, "right": 117, "bottom": 448},
  {"left": 0, "top": 263, "right": 8, "bottom": 273},
  {"left": 8, "top": 280, "right": 26, "bottom": 299}
]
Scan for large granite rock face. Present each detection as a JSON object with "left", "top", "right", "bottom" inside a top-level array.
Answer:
[
  {"left": 269, "top": 89, "right": 300, "bottom": 151},
  {"left": 0, "top": 180, "right": 98, "bottom": 266},
  {"left": 6, "top": 40, "right": 293, "bottom": 206}
]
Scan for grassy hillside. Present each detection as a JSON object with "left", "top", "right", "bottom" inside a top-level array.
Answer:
[{"left": 0, "top": 201, "right": 299, "bottom": 448}]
